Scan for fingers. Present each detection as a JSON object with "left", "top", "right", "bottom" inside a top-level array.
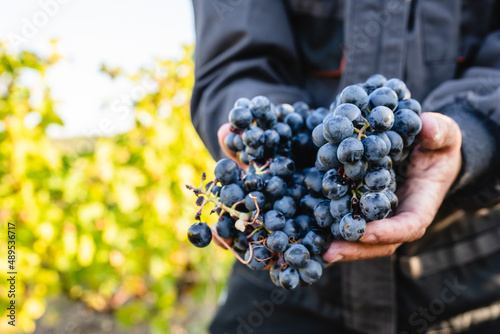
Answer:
[
  {"left": 323, "top": 240, "right": 401, "bottom": 263},
  {"left": 418, "top": 112, "right": 461, "bottom": 151}
]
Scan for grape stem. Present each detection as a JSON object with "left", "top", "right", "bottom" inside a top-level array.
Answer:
[{"left": 209, "top": 224, "right": 253, "bottom": 264}]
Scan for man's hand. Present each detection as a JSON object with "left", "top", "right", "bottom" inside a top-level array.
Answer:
[{"left": 323, "top": 112, "right": 462, "bottom": 263}]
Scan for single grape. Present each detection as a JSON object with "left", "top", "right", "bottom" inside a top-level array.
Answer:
[
  {"left": 402, "top": 135, "right": 416, "bottom": 147},
  {"left": 280, "top": 266, "right": 300, "bottom": 290},
  {"left": 266, "top": 231, "right": 289, "bottom": 253},
  {"left": 224, "top": 132, "right": 238, "bottom": 152},
  {"left": 244, "top": 191, "right": 266, "bottom": 211},
  {"left": 264, "top": 210, "right": 286, "bottom": 231},
  {"left": 302, "top": 230, "right": 329, "bottom": 255},
  {"left": 214, "top": 158, "right": 240, "bottom": 185},
  {"left": 397, "top": 98, "right": 422, "bottom": 115},
  {"left": 245, "top": 244, "right": 272, "bottom": 270},
  {"left": 344, "top": 159, "right": 369, "bottom": 179},
  {"left": 306, "top": 111, "right": 325, "bottom": 131},
  {"left": 368, "top": 87, "right": 399, "bottom": 111},
  {"left": 337, "top": 137, "right": 364, "bottom": 164},
  {"left": 364, "top": 168, "right": 391, "bottom": 191},
  {"left": 339, "top": 85, "right": 369, "bottom": 110},
  {"left": 229, "top": 106, "right": 253, "bottom": 130},
  {"left": 322, "top": 170, "right": 349, "bottom": 200},
  {"left": 317, "top": 143, "right": 342, "bottom": 169},
  {"left": 333, "top": 103, "right": 361, "bottom": 123},
  {"left": 293, "top": 101, "right": 310, "bottom": 119},
  {"left": 274, "top": 196, "right": 297, "bottom": 218},
  {"left": 383, "top": 78, "right": 407, "bottom": 100},
  {"left": 242, "top": 126, "right": 265, "bottom": 148},
  {"left": 287, "top": 183, "right": 306, "bottom": 204},
  {"left": 272, "top": 122, "right": 293, "bottom": 142},
  {"left": 188, "top": 222, "right": 212, "bottom": 248},
  {"left": 323, "top": 115, "right": 354, "bottom": 144},
  {"left": 339, "top": 213, "right": 367, "bottom": 241},
  {"left": 329, "top": 194, "right": 352, "bottom": 221},
  {"left": 363, "top": 135, "right": 388, "bottom": 161},
  {"left": 249, "top": 95, "right": 271, "bottom": 119},
  {"left": 393, "top": 109, "right": 422, "bottom": 137},
  {"left": 284, "top": 243, "right": 310, "bottom": 268},
  {"left": 304, "top": 168, "right": 325, "bottom": 197},
  {"left": 365, "top": 74, "right": 387, "bottom": 88},
  {"left": 233, "top": 134, "right": 245, "bottom": 151},
  {"left": 234, "top": 97, "right": 251, "bottom": 108},
  {"left": 242, "top": 173, "right": 264, "bottom": 192},
  {"left": 360, "top": 192, "right": 392, "bottom": 221},
  {"left": 367, "top": 106, "right": 394, "bottom": 132},
  {"left": 312, "top": 124, "right": 328, "bottom": 147},
  {"left": 264, "top": 129, "right": 280, "bottom": 148},
  {"left": 233, "top": 231, "right": 249, "bottom": 251},
  {"left": 275, "top": 103, "right": 295, "bottom": 121},
  {"left": 270, "top": 156, "right": 296, "bottom": 179},
  {"left": 386, "top": 130, "right": 404, "bottom": 156},
  {"left": 299, "top": 194, "right": 323, "bottom": 215},
  {"left": 330, "top": 221, "right": 343, "bottom": 240},
  {"left": 383, "top": 189, "right": 399, "bottom": 211},
  {"left": 245, "top": 145, "right": 264, "bottom": 160},
  {"left": 216, "top": 214, "right": 236, "bottom": 239},
  {"left": 269, "top": 262, "right": 281, "bottom": 287},
  {"left": 248, "top": 228, "right": 269, "bottom": 243},
  {"left": 369, "top": 156, "right": 393, "bottom": 170},
  {"left": 299, "top": 259, "right": 323, "bottom": 284},
  {"left": 283, "top": 218, "right": 301, "bottom": 240},
  {"left": 220, "top": 183, "right": 245, "bottom": 207},
  {"left": 237, "top": 150, "right": 250, "bottom": 165},
  {"left": 264, "top": 176, "right": 287, "bottom": 201},
  {"left": 313, "top": 200, "right": 334, "bottom": 228},
  {"left": 284, "top": 113, "right": 305, "bottom": 133},
  {"left": 295, "top": 214, "right": 315, "bottom": 233}
]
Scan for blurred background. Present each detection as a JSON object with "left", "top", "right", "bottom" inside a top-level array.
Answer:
[{"left": 0, "top": 1, "right": 233, "bottom": 333}]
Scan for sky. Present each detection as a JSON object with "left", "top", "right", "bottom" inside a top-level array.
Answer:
[{"left": 0, "top": 0, "right": 195, "bottom": 137}]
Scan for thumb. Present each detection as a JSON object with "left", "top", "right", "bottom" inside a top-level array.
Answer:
[{"left": 418, "top": 112, "right": 461, "bottom": 151}]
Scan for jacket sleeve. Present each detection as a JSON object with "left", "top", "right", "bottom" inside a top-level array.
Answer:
[
  {"left": 423, "top": 31, "right": 500, "bottom": 209},
  {"left": 190, "top": 0, "right": 310, "bottom": 160}
]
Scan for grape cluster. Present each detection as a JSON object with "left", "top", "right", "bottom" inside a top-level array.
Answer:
[{"left": 186, "top": 74, "right": 422, "bottom": 290}]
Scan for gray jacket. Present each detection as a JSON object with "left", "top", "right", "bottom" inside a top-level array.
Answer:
[{"left": 191, "top": 1, "right": 500, "bottom": 333}]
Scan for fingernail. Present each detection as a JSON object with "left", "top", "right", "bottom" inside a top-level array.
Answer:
[
  {"left": 329, "top": 254, "right": 344, "bottom": 264},
  {"left": 432, "top": 116, "right": 442, "bottom": 142}
]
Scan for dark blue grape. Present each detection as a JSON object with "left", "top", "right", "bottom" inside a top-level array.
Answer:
[
  {"left": 383, "top": 189, "right": 398, "bottom": 211},
  {"left": 229, "top": 106, "right": 253, "bottom": 130},
  {"left": 304, "top": 168, "right": 325, "bottom": 197},
  {"left": 329, "top": 194, "right": 351, "bottom": 221},
  {"left": 315, "top": 158, "right": 330, "bottom": 172},
  {"left": 317, "top": 143, "right": 342, "bottom": 169},
  {"left": 323, "top": 115, "right": 354, "bottom": 144},
  {"left": 264, "top": 176, "right": 287, "bottom": 201},
  {"left": 274, "top": 196, "right": 297, "bottom": 218},
  {"left": 244, "top": 191, "right": 266, "bottom": 211},
  {"left": 364, "top": 168, "right": 391, "bottom": 191},
  {"left": 224, "top": 132, "right": 238, "bottom": 152},
  {"left": 280, "top": 266, "right": 300, "bottom": 290},
  {"left": 248, "top": 228, "right": 269, "bottom": 243},
  {"left": 337, "top": 137, "right": 364, "bottom": 164},
  {"left": 245, "top": 145, "right": 264, "bottom": 160},
  {"left": 284, "top": 244, "right": 310, "bottom": 268},
  {"left": 369, "top": 156, "right": 393, "bottom": 170},
  {"left": 402, "top": 135, "right": 416, "bottom": 147},
  {"left": 233, "top": 231, "right": 249, "bottom": 251},
  {"left": 365, "top": 74, "right": 387, "bottom": 88},
  {"left": 220, "top": 183, "right": 245, "bottom": 207},
  {"left": 283, "top": 218, "right": 301, "bottom": 240},
  {"left": 371, "top": 132, "right": 391, "bottom": 152},
  {"left": 214, "top": 158, "right": 240, "bottom": 185},
  {"left": 264, "top": 210, "right": 286, "bottom": 231},
  {"left": 322, "top": 169, "right": 348, "bottom": 200},
  {"left": 368, "top": 87, "right": 399, "bottom": 111},
  {"left": 269, "top": 262, "right": 281, "bottom": 287},
  {"left": 264, "top": 129, "right": 280, "bottom": 148},
  {"left": 367, "top": 106, "right": 394, "bottom": 132},
  {"left": 299, "top": 195, "right": 322, "bottom": 215},
  {"left": 275, "top": 103, "right": 295, "bottom": 121},
  {"left": 188, "top": 222, "right": 212, "bottom": 248},
  {"left": 363, "top": 135, "right": 388, "bottom": 161},
  {"left": 245, "top": 244, "right": 272, "bottom": 270},
  {"left": 242, "top": 126, "right": 265, "bottom": 148},
  {"left": 216, "top": 214, "right": 236, "bottom": 239},
  {"left": 295, "top": 214, "right": 315, "bottom": 232},
  {"left": 242, "top": 173, "right": 264, "bottom": 192},
  {"left": 397, "top": 98, "right": 422, "bottom": 115},
  {"left": 293, "top": 101, "right": 310, "bottom": 119},
  {"left": 287, "top": 183, "right": 306, "bottom": 204},
  {"left": 360, "top": 192, "right": 391, "bottom": 221},
  {"left": 333, "top": 103, "right": 362, "bottom": 123},
  {"left": 237, "top": 150, "right": 250, "bottom": 165},
  {"left": 393, "top": 109, "right": 422, "bottom": 137},
  {"left": 256, "top": 108, "right": 277, "bottom": 129},
  {"left": 314, "top": 200, "right": 334, "bottom": 228},
  {"left": 312, "top": 124, "right": 328, "bottom": 148},
  {"left": 306, "top": 111, "right": 325, "bottom": 131},
  {"left": 249, "top": 95, "right": 271, "bottom": 119},
  {"left": 272, "top": 122, "right": 293, "bottom": 142},
  {"left": 284, "top": 113, "right": 304, "bottom": 133},
  {"left": 299, "top": 259, "right": 323, "bottom": 284},
  {"left": 303, "top": 230, "right": 329, "bottom": 255},
  {"left": 386, "top": 130, "right": 404, "bottom": 156},
  {"left": 383, "top": 78, "right": 407, "bottom": 100},
  {"left": 339, "top": 85, "right": 369, "bottom": 110},
  {"left": 270, "top": 156, "right": 295, "bottom": 179},
  {"left": 266, "top": 231, "right": 289, "bottom": 253},
  {"left": 330, "top": 221, "right": 343, "bottom": 240},
  {"left": 234, "top": 97, "right": 251, "bottom": 108},
  {"left": 344, "top": 159, "right": 369, "bottom": 179},
  {"left": 233, "top": 134, "right": 245, "bottom": 151},
  {"left": 339, "top": 213, "right": 367, "bottom": 241}
]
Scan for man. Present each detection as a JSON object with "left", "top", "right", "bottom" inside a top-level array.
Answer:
[{"left": 190, "top": 1, "right": 500, "bottom": 333}]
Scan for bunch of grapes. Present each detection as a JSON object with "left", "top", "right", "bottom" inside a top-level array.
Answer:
[{"left": 186, "top": 74, "right": 422, "bottom": 290}]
